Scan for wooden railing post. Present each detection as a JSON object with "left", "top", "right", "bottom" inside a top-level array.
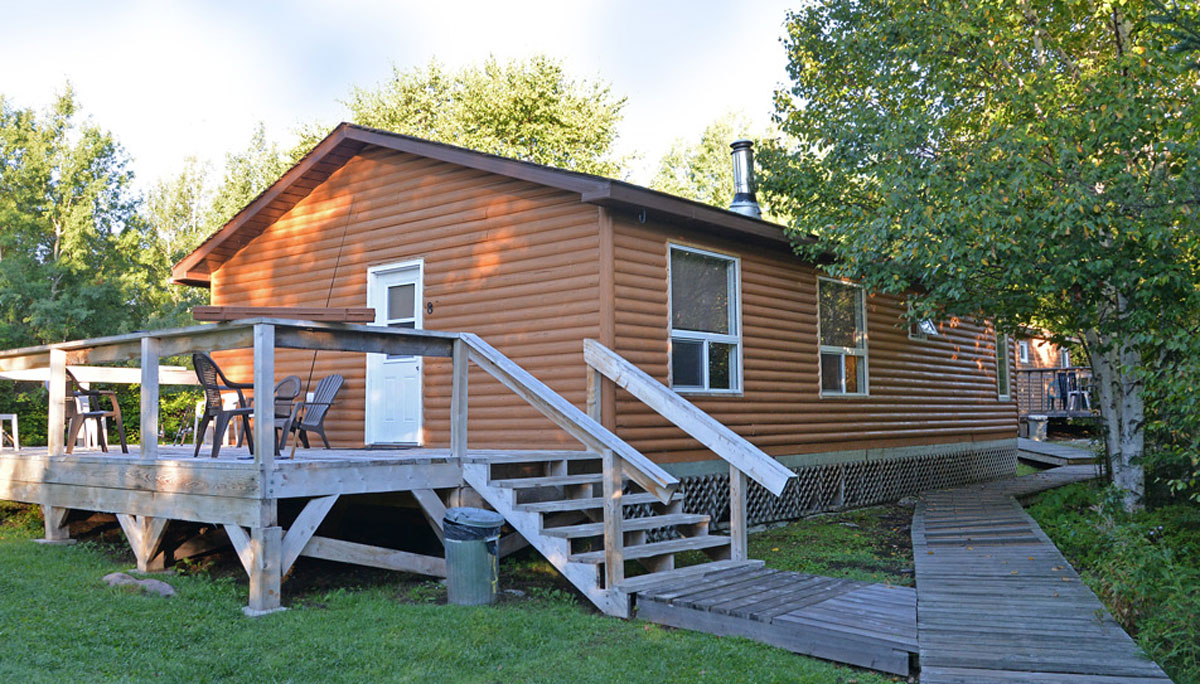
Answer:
[
  {"left": 601, "top": 448, "right": 624, "bottom": 588},
  {"left": 47, "top": 348, "right": 66, "bottom": 457},
  {"left": 450, "top": 338, "right": 468, "bottom": 459},
  {"left": 140, "top": 337, "right": 160, "bottom": 460},
  {"left": 253, "top": 324, "right": 275, "bottom": 469},
  {"left": 587, "top": 366, "right": 603, "bottom": 423},
  {"left": 729, "top": 465, "right": 748, "bottom": 561}
]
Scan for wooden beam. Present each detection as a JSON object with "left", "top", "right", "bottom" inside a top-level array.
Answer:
[
  {"left": 281, "top": 494, "right": 339, "bottom": 575},
  {"left": 247, "top": 526, "right": 284, "bottom": 614},
  {"left": 300, "top": 535, "right": 447, "bottom": 577},
  {"left": 583, "top": 338, "right": 795, "bottom": 497},
  {"left": 273, "top": 326, "right": 454, "bottom": 358},
  {"left": 253, "top": 324, "right": 275, "bottom": 470},
  {"left": 117, "top": 514, "right": 170, "bottom": 572},
  {"left": 193, "top": 306, "right": 376, "bottom": 323},
  {"left": 140, "top": 338, "right": 160, "bottom": 461},
  {"left": 601, "top": 449, "right": 624, "bottom": 589},
  {"left": 450, "top": 338, "right": 468, "bottom": 459},
  {"left": 587, "top": 366, "right": 603, "bottom": 423},
  {"left": 225, "top": 524, "right": 254, "bottom": 575},
  {"left": 39, "top": 505, "right": 70, "bottom": 543},
  {"left": 729, "top": 465, "right": 748, "bottom": 562},
  {"left": 47, "top": 349, "right": 66, "bottom": 457},
  {"left": 410, "top": 489, "right": 447, "bottom": 545},
  {"left": 1, "top": 479, "right": 267, "bottom": 527},
  {"left": 0, "top": 365, "right": 197, "bottom": 385}
]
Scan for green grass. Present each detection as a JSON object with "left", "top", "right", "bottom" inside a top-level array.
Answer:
[
  {"left": 0, "top": 502, "right": 900, "bottom": 684},
  {"left": 1016, "top": 462, "right": 1041, "bottom": 477},
  {"left": 1026, "top": 483, "right": 1200, "bottom": 683}
]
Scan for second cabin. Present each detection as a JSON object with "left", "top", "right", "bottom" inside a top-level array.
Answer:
[{"left": 172, "top": 123, "right": 1019, "bottom": 523}]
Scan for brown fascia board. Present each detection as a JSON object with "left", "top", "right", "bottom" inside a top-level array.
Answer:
[{"left": 172, "top": 122, "right": 816, "bottom": 286}]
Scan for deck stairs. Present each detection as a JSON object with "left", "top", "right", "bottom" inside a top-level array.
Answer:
[{"left": 462, "top": 449, "right": 742, "bottom": 617}]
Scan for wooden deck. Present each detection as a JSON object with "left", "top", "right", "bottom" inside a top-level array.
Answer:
[
  {"left": 627, "top": 561, "right": 918, "bottom": 676},
  {"left": 913, "top": 467, "right": 1172, "bottom": 683},
  {"left": 1017, "top": 438, "right": 1097, "bottom": 467}
]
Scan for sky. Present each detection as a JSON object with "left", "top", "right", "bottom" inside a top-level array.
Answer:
[{"left": 0, "top": 0, "right": 797, "bottom": 191}]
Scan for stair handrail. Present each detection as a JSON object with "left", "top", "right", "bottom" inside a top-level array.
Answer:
[
  {"left": 582, "top": 339, "right": 795, "bottom": 497},
  {"left": 458, "top": 333, "right": 678, "bottom": 503}
]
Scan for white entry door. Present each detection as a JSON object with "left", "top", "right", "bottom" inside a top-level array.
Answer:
[{"left": 365, "top": 261, "right": 424, "bottom": 445}]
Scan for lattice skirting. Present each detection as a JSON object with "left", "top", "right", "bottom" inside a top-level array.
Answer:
[{"left": 676, "top": 444, "right": 1018, "bottom": 528}]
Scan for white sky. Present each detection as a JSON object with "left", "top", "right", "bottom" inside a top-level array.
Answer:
[{"left": 0, "top": 0, "right": 797, "bottom": 191}]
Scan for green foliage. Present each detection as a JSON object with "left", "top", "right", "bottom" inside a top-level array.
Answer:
[
  {"left": 1028, "top": 483, "right": 1200, "bottom": 681},
  {"left": 301, "top": 56, "right": 628, "bottom": 177},
  {"left": 762, "top": 0, "right": 1200, "bottom": 505},
  {"left": 652, "top": 114, "right": 750, "bottom": 206},
  {"left": 0, "top": 87, "right": 144, "bottom": 347}
]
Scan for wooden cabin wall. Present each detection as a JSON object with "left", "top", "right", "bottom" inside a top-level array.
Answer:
[
  {"left": 210, "top": 146, "right": 601, "bottom": 449},
  {"left": 610, "top": 213, "right": 1018, "bottom": 465}
]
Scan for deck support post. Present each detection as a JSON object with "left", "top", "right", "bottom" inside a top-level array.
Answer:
[
  {"left": 450, "top": 338, "right": 467, "bottom": 460},
  {"left": 36, "top": 505, "right": 73, "bottom": 544},
  {"left": 140, "top": 337, "right": 160, "bottom": 460},
  {"left": 586, "top": 366, "right": 602, "bottom": 423},
  {"left": 246, "top": 525, "right": 284, "bottom": 615},
  {"left": 116, "top": 514, "right": 170, "bottom": 572},
  {"left": 253, "top": 324, "right": 275, "bottom": 469},
  {"left": 729, "top": 465, "right": 748, "bottom": 561},
  {"left": 601, "top": 449, "right": 624, "bottom": 589},
  {"left": 47, "top": 348, "right": 66, "bottom": 457}
]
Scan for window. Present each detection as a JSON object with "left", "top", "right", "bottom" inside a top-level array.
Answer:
[
  {"left": 669, "top": 245, "right": 740, "bottom": 392},
  {"left": 1061, "top": 348, "right": 1071, "bottom": 368},
  {"left": 1018, "top": 340, "right": 1030, "bottom": 364},
  {"left": 819, "top": 278, "right": 868, "bottom": 395},
  {"left": 997, "top": 334, "right": 1011, "bottom": 399}
]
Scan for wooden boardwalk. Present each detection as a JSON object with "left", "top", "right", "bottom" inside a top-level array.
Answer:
[
  {"left": 913, "top": 466, "right": 1173, "bottom": 683},
  {"left": 628, "top": 562, "right": 918, "bottom": 676},
  {"left": 1017, "top": 438, "right": 1097, "bottom": 467}
]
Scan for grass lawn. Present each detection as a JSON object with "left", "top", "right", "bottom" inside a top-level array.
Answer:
[{"left": 0, "top": 502, "right": 907, "bottom": 683}]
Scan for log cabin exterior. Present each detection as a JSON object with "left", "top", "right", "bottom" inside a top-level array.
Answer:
[{"left": 172, "top": 123, "right": 1019, "bottom": 522}]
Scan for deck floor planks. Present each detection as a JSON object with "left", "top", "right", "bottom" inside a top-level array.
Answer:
[
  {"left": 913, "top": 466, "right": 1172, "bottom": 683},
  {"left": 634, "top": 564, "right": 918, "bottom": 676}
]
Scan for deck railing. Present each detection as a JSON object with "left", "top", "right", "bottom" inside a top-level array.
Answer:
[
  {"left": 582, "top": 339, "right": 795, "bottom": 586},
  {"left": 1016, "top": 367, "right": 1097, "bottom": 418}
]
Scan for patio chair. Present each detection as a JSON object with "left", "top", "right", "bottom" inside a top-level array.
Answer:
[
  {"left": 65, "top": 369, "right": 128, "bottom": 454},
  {"left": 271, "top": 375, "right": 302, "bottom": 454},
  {"left": 290, "top": 374, "right": 344, "bottom": 450},
  {"left": 192, "top": 352, "right": 255, "bottom": 459}
]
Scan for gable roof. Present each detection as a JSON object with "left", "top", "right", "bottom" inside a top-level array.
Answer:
[{"left": 171, "top": 123, "right": 796, "bottom": 287}]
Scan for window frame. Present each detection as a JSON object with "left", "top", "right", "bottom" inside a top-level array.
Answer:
[
  {"left": 1018, "top": 340, "right": 1030, "bottom": 364},
  {"left": 667, "top": 243, "right": 742, "bottom": 395},
  {"left": 817, "top": 276, "right": 869, "bottom": 398},
  {"left": 997, "top": 333, "right": 1012, "bottom": 400},
  {"left": 1061, "top": 348, "right": 1071, "bottom": 368}
]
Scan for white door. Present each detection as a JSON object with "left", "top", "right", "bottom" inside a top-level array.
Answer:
[{"left": 365, "top": 261, "right": 423, "bottom": 445}]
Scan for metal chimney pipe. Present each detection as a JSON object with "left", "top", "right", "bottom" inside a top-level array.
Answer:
[{"left": 729, "top": 139, "right": 762, "bottom": 219}]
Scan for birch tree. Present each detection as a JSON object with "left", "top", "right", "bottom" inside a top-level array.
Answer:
[{"left": 762, "top": 0, "right": 1200, "bottom": 510}]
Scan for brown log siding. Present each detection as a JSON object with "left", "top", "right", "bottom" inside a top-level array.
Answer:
[
  {"left": 210, "top": 146, "right": 601, "bottom": 449},
  {"left": 611, "top": 214, "right": 1017, "bottom": 464}
]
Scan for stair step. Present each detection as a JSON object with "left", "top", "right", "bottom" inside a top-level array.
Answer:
[
  {"left": 543, "top": 513, "right": 710, "bottom": 539},
  {"left": 569, "top": 535, "right": 731, "bottom": 564},
  {"left": 517, "top": 492, "right": 680, "bottom": 514},
  {"left": 616, "top": 559, "right": 766, "bottom": 594},
  {"left": 490, "top": 473, "right": 604, "bottom": 489},
  {"left": 463, "top": 450, "right": 599, "bottom": 464}
]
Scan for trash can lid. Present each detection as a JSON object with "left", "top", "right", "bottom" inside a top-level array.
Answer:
[{"left": 444, "top": 507, "right": 505, "bottom": 528}]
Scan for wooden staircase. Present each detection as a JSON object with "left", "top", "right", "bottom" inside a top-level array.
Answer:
[
  {"left": 463, "top": 449, "right": 736, "bottom": 617},
  {"left": 455, "top": 336, "right": 795, "bottom": 618}
]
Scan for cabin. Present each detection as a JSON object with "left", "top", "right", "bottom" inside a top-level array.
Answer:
[
  {"left": 172, "top": 123, "right": 1019, "bottom": 521},
  {"left": 1013, "top": 330, "right": 1095, "bottom": 431}
]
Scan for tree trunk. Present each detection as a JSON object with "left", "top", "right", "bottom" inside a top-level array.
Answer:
[{"left": 1085, "top": 327, "right": 1145, "bottom": 511}]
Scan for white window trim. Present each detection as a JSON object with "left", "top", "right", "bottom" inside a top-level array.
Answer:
[
  {"left": 997, "top": 333, "right": 1012, "bottom": 400},
  {"left": 1018, "top": 340, "right": 1030, "bottom": 364},
  {"left": 817, "top": 276, "right": 869, "bottom": 397},
  {"left": 1061, "top": 348, "right": 1071, "bottom": 368},
  {"left": 667, "top": 243, "right": 742, "bottom": 394}
]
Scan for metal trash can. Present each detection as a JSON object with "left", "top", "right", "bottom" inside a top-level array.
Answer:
[{"left": 443, "top": 507, "right": 505, "bottom": 606}]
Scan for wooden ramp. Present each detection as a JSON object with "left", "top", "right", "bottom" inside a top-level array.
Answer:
[
  {"left": 626, "top": 562, "right": 918, "bottom": 676},
  {"left": 1017, "top": 438, "right": 1097, "bottom": 467},
  {"left": 913, "top": 468, "right": 1173, "bottom": 683}
]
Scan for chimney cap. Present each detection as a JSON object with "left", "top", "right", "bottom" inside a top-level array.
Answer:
[{"left": 729, "top": 139, "right": 761, "bottom": 219}]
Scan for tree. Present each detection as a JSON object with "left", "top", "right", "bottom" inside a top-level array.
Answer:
[
  {"left": 0, "top": 87, "right": 144, "bottom": 347},
  {"left": 761, "top": 0, "right": 1200, "bottom": 510},
  {"left": 653, "top": 114, "right": 753, "bottom": 207},
  {"left": 300, "top": 56, "right": 628, "bottom": 176}
]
